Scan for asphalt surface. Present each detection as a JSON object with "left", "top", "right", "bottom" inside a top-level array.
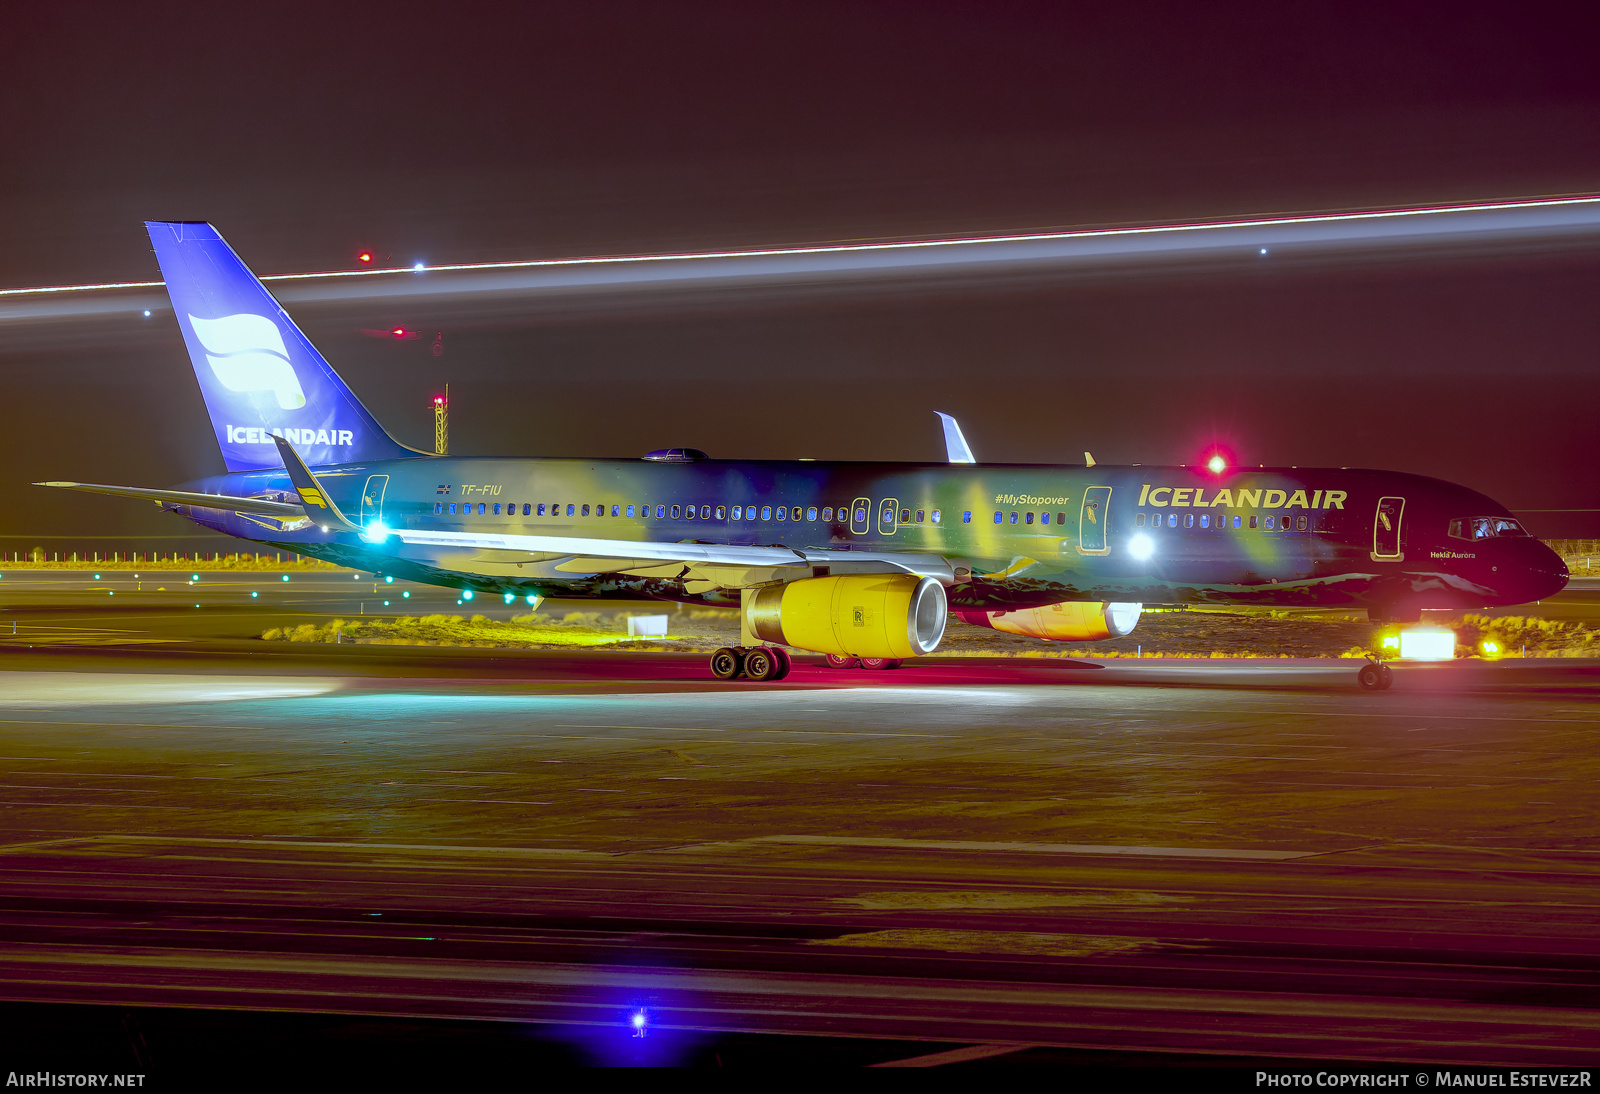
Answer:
[{"left": 1, "top": 572, "right": 1598, "bottom": 1072}]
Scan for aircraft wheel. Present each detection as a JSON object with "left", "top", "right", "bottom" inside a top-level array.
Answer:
[
  {"left": 1379, "top": 663, "right": 1394, "bottom": 690},
  {"left": 1357, "top": 663, "right": 1383, "bottom": 691},
  {"left": 825, "top": 654, "right": 857, "bottom": 670},
  {"left": 859, "top": 657, "right": 901, "bottom": 671},
  {"left": 770, "top": 647, "right": 793, "bottom": 680},
  {"left": 709, "top": 647, "right": 743, "bottom": 681},
  {"left": 743, "top": 646, "right": 780, "bottom": 682}
]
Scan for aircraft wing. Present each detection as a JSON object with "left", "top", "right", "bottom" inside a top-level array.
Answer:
[
  {"left": 393, "top": 528, "right": 956, "bottom": 584},
  {"left": 35, "top": 481, "right": 307, "bottom": 518}
]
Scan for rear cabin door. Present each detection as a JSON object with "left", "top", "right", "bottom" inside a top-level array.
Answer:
[
  {"left": 1372, "top": 496, "right": 1405, "bottom": 560},
  {"left": 1078, "top": 485, "right": 1112, "bottom": 555},
  {"left": 878, "top": 497, "right": 900, "bottom": 536},
  {"left": 360, "top": 474, "right": 389, "bottom": 527}
]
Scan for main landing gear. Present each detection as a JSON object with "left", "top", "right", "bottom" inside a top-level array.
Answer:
[
  {"left": 709, "top": 645, "right": 792, "bottom": 682},
  {"left": 1357, "top": 654, "right": 1394, "bottom": 692},
  {"left": 824, "top": 654, "right": 901, "bottom": 671}
]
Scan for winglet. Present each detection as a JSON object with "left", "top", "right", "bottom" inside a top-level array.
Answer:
[
  {"left": 1084, "top": 451, "right": 1096, "bottom": 468},
  {"left": 272, "top": 434, "right": 362, "bottom": 533},
  {"left": 934, "top": 412, "right": 976, "bottom": 464}
]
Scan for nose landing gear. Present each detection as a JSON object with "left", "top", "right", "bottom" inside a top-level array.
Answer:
[
  {"left": 1357, "top": 654, "right": 1394, "bottom": 691},
  {"left": 708, "top": 646, "right": 792, "bottom": 681}
]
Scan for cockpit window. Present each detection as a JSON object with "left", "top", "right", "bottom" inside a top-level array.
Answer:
[{"left": 1449, "top": 516, "right": 1530, "bottom": 541}]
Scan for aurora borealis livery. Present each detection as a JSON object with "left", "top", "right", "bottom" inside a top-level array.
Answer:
[{"left": 38, "top": 222, "right": 1569, "bottom": 679}]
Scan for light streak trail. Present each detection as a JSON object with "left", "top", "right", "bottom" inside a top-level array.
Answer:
[{"left": 2, "top": 195, "right": 1598, "bottom": 313}]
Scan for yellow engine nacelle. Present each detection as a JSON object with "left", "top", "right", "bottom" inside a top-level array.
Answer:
[
  {"left": 956, "top": 601, "right": 1141, "bottom": 641},
  {"left": 745, "top": 574, "right": 947, "bottom": 659}
]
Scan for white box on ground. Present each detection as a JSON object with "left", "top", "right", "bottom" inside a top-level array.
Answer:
[{"left": 627, "top": 615, "right": 669, "bottom": 637}]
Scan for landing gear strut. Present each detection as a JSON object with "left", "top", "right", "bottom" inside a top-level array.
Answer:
[
  {"left": 708, "top": 646, "right": 792, "bottom": 682},
  {"left": 1357, "top": 654, "right": 1394, "bottom": 692}
]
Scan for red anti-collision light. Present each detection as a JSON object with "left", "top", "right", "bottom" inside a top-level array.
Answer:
[{"left": 358, "top": 252, "right": 373, "bottom": 264}]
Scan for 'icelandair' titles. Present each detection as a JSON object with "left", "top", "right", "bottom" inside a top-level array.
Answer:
[
  {"left": 1138, "top": 485, "right": 1348, "bottom": 510},
  {"left": 225, "top": 425, "right": 354, "bottom": 446}
]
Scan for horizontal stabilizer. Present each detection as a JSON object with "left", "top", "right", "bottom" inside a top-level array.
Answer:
[{"left": 34, "top": 481, "right": 305, "bottom": 518}]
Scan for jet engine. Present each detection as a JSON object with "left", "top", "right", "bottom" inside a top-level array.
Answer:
[
  {"left": 956, "top": 601, "right": 1142, "bottom": 641},
  {"left": 745, "top": 574, "right": 947, "bottom": 659}
]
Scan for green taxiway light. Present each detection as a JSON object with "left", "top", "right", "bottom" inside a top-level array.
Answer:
[
  {"left": 281, "top": 575, "right": 290, "bottom": 582},
  {"left": 402, "top": 591, "right": 410, "bottom": 598},
  {"left": 250, "top": 591, "right": 258, "bottom": 598},
  {"left": 384, "top": 576, "right": 394, "bottom": 583}
]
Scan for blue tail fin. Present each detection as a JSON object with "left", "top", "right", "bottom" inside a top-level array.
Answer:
[{"left": 146, "top": 221, "right": 423, "bottom": 472}]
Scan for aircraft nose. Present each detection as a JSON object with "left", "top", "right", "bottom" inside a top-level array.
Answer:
[{"left": 1524, "top": 542, "right": 1569, "bottom": 601}]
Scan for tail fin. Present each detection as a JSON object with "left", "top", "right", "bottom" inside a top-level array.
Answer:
[{"left": 146, "top": 221, "right": 424, "bottom": 471}]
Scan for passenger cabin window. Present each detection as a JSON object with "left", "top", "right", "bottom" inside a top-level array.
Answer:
[
  {"left": 732, "top": 505, "right": 742, "bottom": 519},
  {"left": 1296, "top": 515, "right": 1308, "bottom": 531},
  {"left": 492, "top": 503, "right": 501, "bottom": 515},
  {"left": 963, "top": 511, "right": 971, "bottom": 523},
  {"left": 1024, "top": 512, "right": 1034, "bottom": 525},
  {"left": 434, "top": 503, "right": 442, "bottom": 514},
  {"left": 916, "top": 509, "right": 925, "bottom": 523},
  {"left": 449, "top": 503, "right": 457, "bottom": 514},
  {"left": 775, "top": 507, "right": 786, "bottom": 521},
  {"left": 581, "top": 504, "right": 590, "bottom": 516},
  {"left": 821, "top": 507, "right": 833, "bottom": 521},
  {"left": 762, "top": 506, "right": 772, "bottom": 521},
  {"left": 932, "top": 509, "right": 941, "bottom": 524},
  {"left": 1265, "top": 515, "right": 1275, "bottom": 529},
  {"left": 855, "top": 507, "right": 868, "bottom": 523},
  {"left": 705, "top": 506, "right": 715, "bottom": 520},
  {"left": 993, "top": 512, "right": 1002, "bottom": 524},
  {"left": 1009, "top": 512, "right": 1018, "bottom": 525},
  {"left": 1232, "top": 516, "right": 1241, "bottom": 528},
  {"left": 1248, "top": 515, "right": 1257, "bottom": 528},
  {"left": 656, "top": 505, "right": 665, "bottom": 518},
  {"left": 1167, "top": 514, "right": 1176, "bottom": 527},
  {"left": 1056, "top": 512, "right": 1066, "bottom": 525},
  {"left": 670, "top": 504, "right": 681, "bottom": 519},
  {"left": 523, "top": 504, "right": 531, "bottom": 515},
  {"left": 1135, "top": 512, "right": 1145, "bottom": 527},
  {"left": 1040, "top": 512, "right": 1050, "bottom": 525},
  {"left": 478, "top": 503, "right": 486, "bottom": 515},
  {"left": 808, "top": 506, "right": 818, "bottom": 521},
  {"left": 627, "top": 505, "right": 635, "bottom": 517},
  {"left": 716, "top": 506, "right": 726, "bottom": 520},
  {"left": 1183, "top": 513, "right": 1194, "bottom": 528},
  {"left": 566, "top": 504, "right": 575, "bottom": 516},
  {"left": 901, "top": 509, "right": 911, "bottom": 524},
  {"left": 1199, "top": 514, "right": 1208, "bottom": 528}
]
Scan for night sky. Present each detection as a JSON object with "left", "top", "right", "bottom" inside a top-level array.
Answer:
[{"left": 4, "top": 2, "right": 1598, "bottom": 546}]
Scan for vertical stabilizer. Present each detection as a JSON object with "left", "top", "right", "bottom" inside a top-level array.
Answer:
[
  {"left": 146, "top": 221, "right": 423, "bottom": 471},
  {"left": 934, "top": 412, "right": 976, "bottom": 464}
]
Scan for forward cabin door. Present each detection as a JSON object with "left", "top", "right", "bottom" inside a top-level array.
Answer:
[
  {"left": 850, "top": 496, "right": 871, "bottom": 536},
  {"left": 360, "top": 474, "right": 390, "bottom": 527},
  {"left": 1078, "top": 485, "right": 1112, "bottom": 555},
  {"left": 1372, "top": 496, "right": 1405, "bottom": 560}
]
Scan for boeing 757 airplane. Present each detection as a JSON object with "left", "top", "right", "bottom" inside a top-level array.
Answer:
[{"left": 37, "top": 222, "right": 1568, "bottom": 688}]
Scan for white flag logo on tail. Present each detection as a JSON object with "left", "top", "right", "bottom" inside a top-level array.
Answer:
[{"left": 188, "top": 313, "right": 306, "bottom": 410}]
